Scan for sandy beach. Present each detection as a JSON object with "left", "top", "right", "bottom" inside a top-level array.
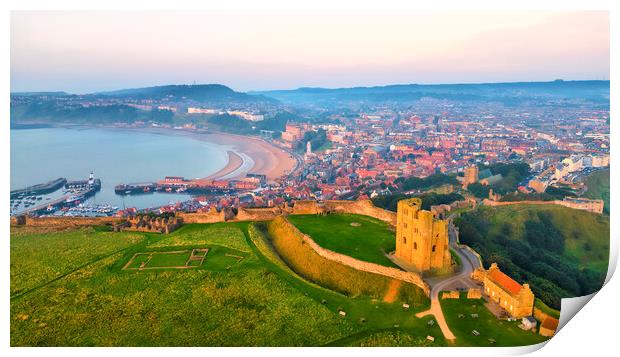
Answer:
[
  {"left": 194, "top": 150, "right": 243, "bottom": 184},
  {"left": 198, "top": 132, "right": 298, "bottom": 182},
  {"left": 89, "top": 125, "right": 298, "bottom": 183}
]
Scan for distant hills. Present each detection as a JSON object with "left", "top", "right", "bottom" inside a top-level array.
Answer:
[
  {"left": 96, "top": 84, "right": 277, "bottom": 103},
  {"left": 10, "top": 84, "right": 279, "bottom": 125},
  {"left": 11, "top": 91, "right": 69, "bottom": 97},
  {"left": 11, "top": 84, "right": 277, "bottom": 104},
  {"left": 11, "top": 80, "right": 611, "bottom": 122},
  {"left": 12, "top": 80, "right": 610, "bottom": 107},
  {"left": 253, "top": 80, "right": 610, "bottom": 106}
]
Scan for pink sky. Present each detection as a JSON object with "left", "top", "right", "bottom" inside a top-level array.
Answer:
[{"left": 10, "top": 11, "right": 609, "bottom": 93}]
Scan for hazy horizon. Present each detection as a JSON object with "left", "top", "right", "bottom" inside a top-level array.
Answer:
[
  {"left": 11, "top": 11, "right": 609, "bottom": 93},
  {"left": 9, "top": 78, "right": 611, "bottom": 96}
]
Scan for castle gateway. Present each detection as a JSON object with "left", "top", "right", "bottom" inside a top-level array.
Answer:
[{"left": 395, "top": 198, "right": 451, "bottom": 273}]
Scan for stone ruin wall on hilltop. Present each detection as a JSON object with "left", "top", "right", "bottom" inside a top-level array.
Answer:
[
  {"left": 177, "top": 208, "right": 229, "bottom": 223},
  {"left": 176, "top": 199, "right": 397, "bottom": 224},
  {"left": 290, "top": 199, "right": 397, "bottom": 226},
  {"left": 268, "top": 215, "right": 430, "bottom": 296},
  {"left": 482, "top": 198, "right": 604, "bottom": 214},
  {"left": 10, "top": 199, "right": 397, "bottom": 228},
  {"left": 10, "top": 215, "right": 120, "bottom": 227},
  {"left": 235, "top": 206, "right": 286, "bottom": 221}
]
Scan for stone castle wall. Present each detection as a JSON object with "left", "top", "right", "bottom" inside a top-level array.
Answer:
[
  {"left": 323, "top": 200, "right": 397, "bottom": 225},
  {"left": 482, "top": 198, "right": 603, "bottom": 214},
  {"left": 10, "top": 215, "right": 120, "bottom": 227},
  {"left": 269, "top": 215, "right": 429, "bottom": 296},
  {"left": 290, "top": 199, "right": 396, "bottom": 226},
  {"left": 11, "top": 199, "right": 396, "bottom": 228},
  {"left": 290, "top": 200, "right": 327, "bottom": 215},
  {"left": 177, "top": 209, "right": 227, "bottom": 223},
  {"left": 235, "top": 206, "right": 284, "bottom": 221}
]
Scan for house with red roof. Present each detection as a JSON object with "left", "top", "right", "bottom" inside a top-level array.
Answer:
[{"left": 483, "top": 263, "right": 535, "bottom": 318}]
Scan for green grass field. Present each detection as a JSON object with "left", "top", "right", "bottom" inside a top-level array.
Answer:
[
  {"left": 11, "top": 218, "right": 560, "bottom": 347},
  {"left": 149, "top": 223, "right": 250, "bottom": 252},
  {"left": 11, "top": 223, "right": 360, "bottom": 346},
  {"left": 341, "top": 330, "right": 438, "bottom": 347},
  {"left": 440, "top": 292, "right": 549, "bottom": 347},
  {"left": 584, "top": 169, "right": 610, "bottom": 214},
  {"left": 247, "top": 223, "right": 446, "bottom": 346},
  {"left": 123, "top": 245, "right": 244, "bottom": 271},
  {"left": 142, "top": 251, "right": 192, "bottom": 268},
  {"left": 11, "top": 221, "right": 443, "bottom": 347},
  {"left": 10, "top": 226, "right": 145, "bottom": 297},
  {"left": 287, "top": 214, "right": 398, "bottom": 268},
  {"left": 267, "top": 218, "right": 426, "bottom": 303}
]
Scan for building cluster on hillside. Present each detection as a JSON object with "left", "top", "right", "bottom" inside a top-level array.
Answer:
[
  {"left": 13, "top": 90, "right": 609, "bottom": 217},
  {"left": 106, "top": 100, "right": 609, "bottom": 217}
]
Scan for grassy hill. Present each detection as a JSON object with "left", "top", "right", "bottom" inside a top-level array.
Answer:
[
  {"left": 10, "top": 222, "right": 444, "bottom": 346},
  {"left": 265, "top": 217, "right": 426, "bottom": 304},
  {"left": 11, "top": 218, "right": 562, "bottom": 347},
  {"left": 10, "top": 224, "right": 358, "bottom": 346},
  {"left": 456, "top": 204, "right": 609, "bottom": 309},
  {"left": 98, "top": 84, "right": 276, "bottom": 103},
  {"left": 584, "top": 169, "right": 610, "bottom": 214},
  {"left": 287, "top": 214, "right": 397, "bottom": 268},
  {"left": 440, "top": 292, "right": 548, "bottom": 347}
]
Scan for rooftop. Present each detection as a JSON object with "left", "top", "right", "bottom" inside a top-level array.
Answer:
[
  {"left": 488, "top": 268, "right": 523, "bottom": 296},
  {"left": 541, "top": 317, "right": 559, "bottom": 330}
]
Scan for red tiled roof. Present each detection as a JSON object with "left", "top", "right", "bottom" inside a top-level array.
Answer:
[
  {"left": 541, "top": 317, "right": 559, "bottom": 330},
  {"left": 489, "top": 269, "right": 523, "bottom": 296}
]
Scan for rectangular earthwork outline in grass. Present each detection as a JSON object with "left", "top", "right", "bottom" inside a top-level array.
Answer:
[{"left": 123, "top": 249, "right": 209, "bottom": 270}]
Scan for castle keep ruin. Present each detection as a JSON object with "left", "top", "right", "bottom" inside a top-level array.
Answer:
[{"left": 395, "top": 198, "right": 451, "bottom": 273}]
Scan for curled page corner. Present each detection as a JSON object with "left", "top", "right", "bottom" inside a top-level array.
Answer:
[
  {"left": 557, "top": 293, "right": 596, "bottom": 332},
  {"left": 508, "top": 223, "right": 617, "bottom": 353}
]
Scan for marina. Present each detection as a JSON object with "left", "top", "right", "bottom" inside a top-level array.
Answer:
[{"left": 10, "top": 172, "right": 106, "bottom": 216}]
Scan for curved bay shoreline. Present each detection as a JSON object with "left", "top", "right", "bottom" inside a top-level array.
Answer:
[{"left": 27, "top": 123, "right": 298, "bottom": 183}]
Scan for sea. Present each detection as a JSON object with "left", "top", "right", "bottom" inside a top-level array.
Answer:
[{"left": 10, "top": 127, "right": 231, "bottom": 210}]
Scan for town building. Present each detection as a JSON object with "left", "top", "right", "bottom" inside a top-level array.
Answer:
[
  {"left": 528, "top": 179, "right": 548, "bottom": 193},
  {"left": 187, "top": 107, "right": 218, "bottom": 114},
  {"left": 226, "top": 110, "right": 264, "bottom": 121},
  {"left": 591, "top": 154, "right": 610, "bottom": 167},
  {"left": 482, "top": 263, "right": 535, "bottom": 318},
  {"left": 539, "top": 316, "right": 559, "bottom": 337}
]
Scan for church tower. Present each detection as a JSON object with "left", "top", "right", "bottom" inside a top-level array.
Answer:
[{"left": 395, "top": 198, "right": 451, "bottom": 272}]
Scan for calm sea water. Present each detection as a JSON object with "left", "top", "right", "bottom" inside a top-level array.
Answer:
[{"left": 10, "top": 127, "right": 230, "bottom": 209}]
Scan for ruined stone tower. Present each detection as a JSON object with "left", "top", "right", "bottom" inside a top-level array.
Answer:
[
  {"left": 395, "top": 198, "right": 451, "bottom": 272},
  {"left": 463, "top": 165, "right": 479, "bottom": 186}
]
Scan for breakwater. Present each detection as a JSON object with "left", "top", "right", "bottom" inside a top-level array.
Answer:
[{"left": 10, "top": 177, "right": 67, "bottom": 199}]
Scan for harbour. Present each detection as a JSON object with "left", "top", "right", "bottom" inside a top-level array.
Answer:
[
  {"left": 10, "top": 127, "right": 232, "bottom": 210},
  {"left": 10, "top": 126, "right": 296, "bottom": 216},
  {"left": 10, "top": 172, "right": 103, "bottom": 216},
  {"left": 10, "top": 177, "right": 67, "bottom": 199}
]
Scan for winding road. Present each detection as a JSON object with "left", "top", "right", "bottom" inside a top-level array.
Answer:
[{"left": 415, "top": 217, "right": 482, "bottom": 342}]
